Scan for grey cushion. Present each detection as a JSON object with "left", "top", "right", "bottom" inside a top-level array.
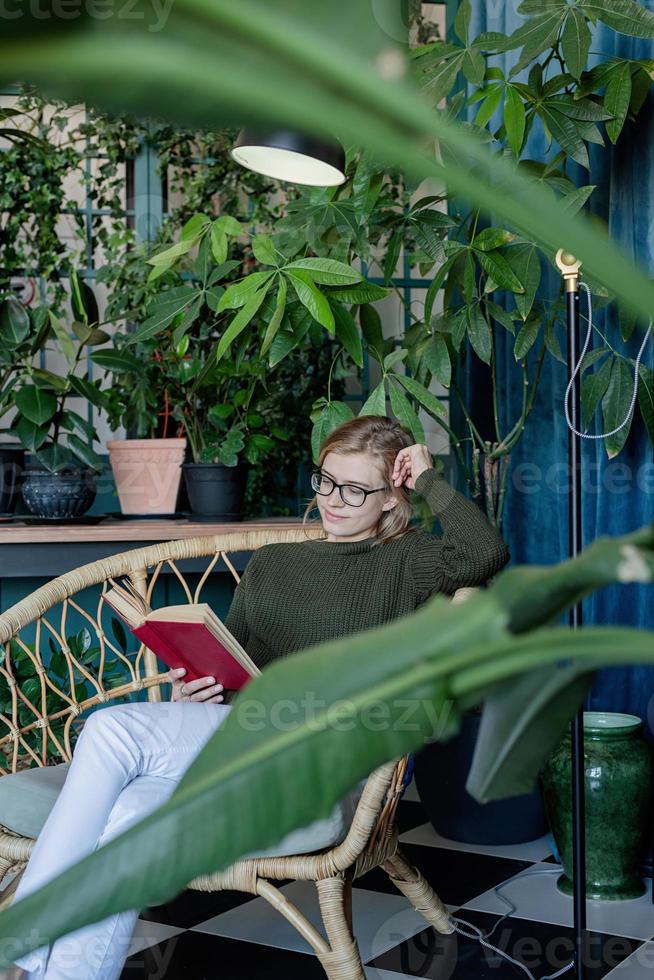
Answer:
[
  {"left": 0, "top": 762, "right": 70, "bottom": 839},
  {"left": 241, "top": 777, "right": 367, "bottom": 859},
  {"left": 0, "top": 763, "right": 367, "bottom": 859}
]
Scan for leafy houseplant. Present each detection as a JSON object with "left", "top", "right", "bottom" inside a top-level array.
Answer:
[
  {"left": 3, "top": 4, "right": 654, "bottom": 333},
  {"left": 265, "top": 0, "right": 654, "bottom": 528},
  {"left": 102, "top": 290, "right": 349, "bottom": 520},
  {"left": 102, "top": 211, "right": 395, "bottom": 518},
  {"left": 0, "top": 295, "right": 51, "bottom": 513},
  {"left": 6, "top": 274, "right": 110, "bottom": 518},
  {"left": 0, "top": 87, "right": 145, "bottom": 314},
  {"left": 0, "top": 628, "right": 130, "bottom": 769},
  {"left": 243, "top": 333, "right": 348, "bottom": 518},
  {"left": 101, "top": 214, "right": 280, "bottom": 518},
  {"left": 101, "top": 340, "right": 188, "bottom": 516}
]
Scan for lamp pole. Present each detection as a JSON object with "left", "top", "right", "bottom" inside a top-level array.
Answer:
[{"left": 555, "top": 249, "right": 587, "bottom": 980}]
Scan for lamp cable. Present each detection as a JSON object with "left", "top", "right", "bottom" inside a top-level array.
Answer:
[
  {"left": 564, "top": 281, "right": 652, "bottom": 440},
  {"left": 449, "top": 867, "right": 575, "bottom": 980}
]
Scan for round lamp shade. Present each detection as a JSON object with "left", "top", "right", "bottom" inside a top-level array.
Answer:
[{"left": 230, "top": 129, "right": 346, "bottom": 187}]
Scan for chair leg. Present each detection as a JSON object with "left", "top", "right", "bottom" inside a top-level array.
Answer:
[
  {"left": 342, "top": 869, "right": 354, "bottom": 935},
  {"left": 316, "top": 875, "right": 366, "bottom": 980},
  {"left": 382, "top": 846, "right": 454, "bottom": 935}
]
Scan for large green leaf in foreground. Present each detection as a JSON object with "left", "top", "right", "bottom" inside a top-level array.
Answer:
[
  {"left": 2, "top": 0, "right": 654, "bottom": 325},
  {"left": 465, "top": 645, "right": 593, "bottom": 802},
  {"left": 463, "top": 531, "right": 654, "bottom": 800},
  {"left": 0, "top": 527, "right": 652, "bottom": 965}
]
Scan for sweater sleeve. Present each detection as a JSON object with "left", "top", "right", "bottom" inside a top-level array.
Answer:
[
  {"left": 221, "top": 555, "right": 256, "bottom": 704},
  {"left": 409, "top": 468, "right": 509, "bottom": 601}
]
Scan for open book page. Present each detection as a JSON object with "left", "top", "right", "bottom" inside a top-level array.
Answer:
[
  {"left": 103, "top": 579, "right": 151, "bottom": 627},
  {"left": 151, "top": 604, "right": 261, "bottom": 677}
]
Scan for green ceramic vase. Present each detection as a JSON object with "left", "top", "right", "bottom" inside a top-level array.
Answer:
[{"left": 541, "top": 712, "right": 652, "bottom": 901}]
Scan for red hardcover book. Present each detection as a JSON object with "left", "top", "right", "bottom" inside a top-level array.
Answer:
[{"left": 103, "top": 580, "right": 260, "bottom": 689}]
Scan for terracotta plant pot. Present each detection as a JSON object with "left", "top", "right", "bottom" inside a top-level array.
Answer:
[{"left": 107, "top": 438, "right": 186, "bottom": 515}]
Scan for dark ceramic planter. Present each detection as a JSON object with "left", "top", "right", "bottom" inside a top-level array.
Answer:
[
  {"left": 182, "top": 462, "right": 248, "bottom": 521},
  {"left": 541, "top": 712, "right": 652, "bottom": 901},
  {"left": 414, "top": 711, "right": 548, "bottom": 845},
  {"left": 21, "top": 468, "right": 97, "bottom": 519},
  {"left": 0, "top": 445, "right": 26, "bottom": 514}
]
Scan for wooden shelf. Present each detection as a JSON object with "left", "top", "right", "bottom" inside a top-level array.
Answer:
[{"left": 0, "top": 516, "right": 308, "bottom": 545}]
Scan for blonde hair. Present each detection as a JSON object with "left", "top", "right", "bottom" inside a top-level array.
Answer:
[{"left": 302, "top": 415, "right": 414, "bottom": 547}]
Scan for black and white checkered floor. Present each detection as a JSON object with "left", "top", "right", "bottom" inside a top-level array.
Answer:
[{"left": 109, "top": 779, "right": 654, "bottom": 979}]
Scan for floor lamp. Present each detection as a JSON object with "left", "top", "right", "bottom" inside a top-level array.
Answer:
[
  {"left": 554, "top": 246, "right": 654, "bottom": 978},
  {"left": 556, "top": 249, "right": 588, "bottom": 980}
]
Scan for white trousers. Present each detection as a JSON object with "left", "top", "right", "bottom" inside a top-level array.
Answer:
[{"left": 12, "top": 700, "right": 233, "bottom": 980}]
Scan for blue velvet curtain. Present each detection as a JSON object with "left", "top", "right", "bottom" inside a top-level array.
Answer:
[{"left": 465, "top": 3, "right": 654, "bottom": 732}]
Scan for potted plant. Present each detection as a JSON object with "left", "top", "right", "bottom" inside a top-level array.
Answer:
[
  {"left": 101, "top": 319, "right": 256, "bottom": 520},
  {"left": 0, "top": 295, "right": 52, "bottom": 513},
  {"left": 100, "top": 344, "right": 188, "bottom": 516},
  {"left": 104, "top": 435, "right": 188, "bottom": 517},
  {"left": 103, "top": 212, "right": 375, "bottom": 519},
  {"left": 7, "top": 274, "right": 109, "bottom": 518},
  {"left": 97, "top": 244, "right": 190, "bottom": 517}
]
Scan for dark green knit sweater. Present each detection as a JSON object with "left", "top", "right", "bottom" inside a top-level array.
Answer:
[{"left": 224, "top": 468, "right": 508, "bottom": 683}]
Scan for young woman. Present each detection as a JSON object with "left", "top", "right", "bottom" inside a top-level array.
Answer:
[{"left": 11, "top": 415, "right": 508, "bottom": 980}]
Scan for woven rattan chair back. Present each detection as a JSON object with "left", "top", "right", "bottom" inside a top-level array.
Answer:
[{"left": 0, "top": 528, "right": 322, "bottom": 773}]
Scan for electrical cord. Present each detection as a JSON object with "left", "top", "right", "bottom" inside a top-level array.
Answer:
[
  {"left": 564, "top": 281, "right": 652, "bottom": 440},
  {"left": 449, "top": 867, "right": 575, "bottom": 980}
]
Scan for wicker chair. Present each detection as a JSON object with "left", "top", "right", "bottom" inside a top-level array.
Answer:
[{"left": 0, "top": 527, "right": 454, "bottom": 980}]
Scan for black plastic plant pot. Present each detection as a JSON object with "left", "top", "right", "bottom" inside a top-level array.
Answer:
[
  {"left": 21, "top": 467, "right": 97, "bottom": 519},
  {"left": 0, "top": 445, "right": 26, "bottom": 515},
  {"left": 413, "top": 710, "right": 548, "bottom": 846},
  {"left": 182, "top": 462, "right": 248, "bottom": 521}
]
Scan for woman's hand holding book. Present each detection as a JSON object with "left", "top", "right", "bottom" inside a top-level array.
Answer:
[{"left": 169, "top": 667, "right": 225, "bottom": 704}]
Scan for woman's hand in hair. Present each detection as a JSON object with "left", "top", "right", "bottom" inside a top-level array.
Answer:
[
  {"left": 169, "top": 667, "right": 224, "bottom": 704},
  {"left": 392, "top": 444, "right": 432, "bottom": 490}
]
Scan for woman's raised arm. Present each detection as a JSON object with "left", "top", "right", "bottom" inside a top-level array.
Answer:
[{"left": 407, "top": 464, "right": 509, "bottom": 601}]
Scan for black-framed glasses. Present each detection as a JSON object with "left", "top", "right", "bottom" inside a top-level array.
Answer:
[{"left": 310, "top": 470, "right": 388, "bottom": 508}]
